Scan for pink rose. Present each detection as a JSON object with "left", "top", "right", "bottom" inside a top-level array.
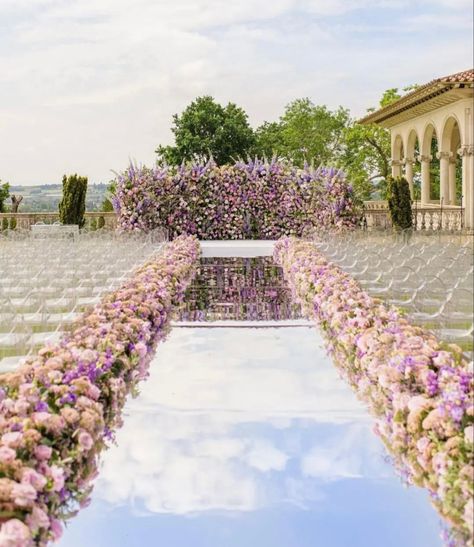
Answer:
[
  {"left": 22, "top": 468, "right": 47, "bottom": 491},
  {"left": 34, "top": 445, "right": 52, "bottom": 461},
  {"left": 12, "top": 482, "right": 37, "bottom": 506},
  {"left": 50, "top": 465, "right": 65, "bottom": 492},
  {"left": 14, "top": 400, "right": 31, "bottom": 415},
  {"left": 87, "top": 385, "right": 100, "bottom": 400},
  {"left": 0, "top": 446, "right": 16, "bottom": 463},
  {"left": 32, "top": 412, "right": 51, "bottom": 426},
  {"left": 135, "top": 342, "right": 148, "bottom": 359},
  {"left": 0, "top": 519, "right": 32, "bottom": 547},
  {"left": 407, "top": 395, "right": 431, "bottom": 412},
  {"left": 464, "top": 425, "right": 474, "bottom": 444},
  {"left": 1, "top": 431, "right": 22, "bottom": 448},
  {"left": 78, "top": 431, "right": 93, "bottom": 451},
  {"left": 50, "top": 518, "right": 63, "bottom": 541},
  {"left": 26, "top": 506, "right": 50, "bottom": 531}
]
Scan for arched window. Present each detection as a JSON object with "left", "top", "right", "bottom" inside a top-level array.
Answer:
[
  {"left": 421, "top": 124, "right": 439, "bottom": 202},
  {"left": 441, "top": 116, "right": 462, "bottom": 205}
]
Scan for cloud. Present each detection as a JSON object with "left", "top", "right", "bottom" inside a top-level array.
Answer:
[
  {"left": 301, "top": 424, "right": 391, "bottom": 480},
  {"left": 243, "top": 440, "right": 289, "bottom": 472},
  {"left": 0, "top": 0, "right": 471, "bottom": 184},
  {"left": 92, "top": 328, "right": 387, "bottom": 515}
]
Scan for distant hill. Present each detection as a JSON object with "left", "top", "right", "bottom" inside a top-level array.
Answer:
[{"left": 8, "top": 183, "right": 109, "bottom": 212}]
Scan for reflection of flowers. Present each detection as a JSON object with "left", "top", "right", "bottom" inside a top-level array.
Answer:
[
  {"left": 114, "top": 160, "right": 360, "bottom": 239},
  {"left": 0, "top": 236, "right": 200, "bottom": 546},
  {"left": 176, "top": 257, "right": 301, "bottom": 321},
  {"left": 274, "top": 238, "right": 474, "bottom": 546}
]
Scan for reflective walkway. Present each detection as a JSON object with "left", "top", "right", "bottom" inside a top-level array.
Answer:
[
  {"left": 60, "top": 327, "right": 442, "bottom": 547},
  {"left": 175, "top": 257, "right": 301, "bottom": 322}
]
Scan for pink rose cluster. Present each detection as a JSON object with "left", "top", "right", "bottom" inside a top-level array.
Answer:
[
  {"left": 274, "top": 237, "right": 474, "bottom": 546},
  {"left": 0, "top": 235, "right": 200, "bottom": 546},
  {"left": 112, "top": 159, "right": 360, "bottom": 239}
]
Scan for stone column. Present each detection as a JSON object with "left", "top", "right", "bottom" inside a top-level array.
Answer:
[
  {"left": 448, "top": 157, "right": 457, "bottom": 205},
  {"left": 418, "top": 154, "right": 431, "bottom": 205},
  {"left": 391, "top": 159, "right": 403, "bottom": 178},
  {"left": 404, "top": 157, "right": 415, "bottom": 199},
  {"left": 459, "top": 145, "right": 474, "bottom": 229},
  {"left": 437, "top": 151, "right": 451, "bottom": 206}
]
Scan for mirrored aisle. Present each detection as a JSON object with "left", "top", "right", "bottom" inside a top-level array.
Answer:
[{"left": 60, "top": 326, "right": 442, "bottom": 547}]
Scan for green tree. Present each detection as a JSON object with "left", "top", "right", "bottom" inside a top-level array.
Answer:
[
  {"left": 253, "top": 121, "right": 285, "bottom": 158},
  {"left": 380, "top": 88, "right": 402, "bottom": 108},
  {"left": 58, "top": 174, "right": 88, "bottom": 227},
  {"left": 254, "top": 99, "right": 350, "bottom": 167},
  {"left": 0, "top": 181, "right": 10, "bottom": 213},
  {"left": 387, "top": 176, "right": 413, "bottom": 231},
  {"left": 101, "top": 180, "right": 116, "bottom": 212},
  {"left": 338, "top": 85, "right": 419, "bottom": 200},
  {"left": 380, "top": 85, "right": 419, "bottom": 108},
  {"left": 338, "top": 122, "right": 391, "bottom": 201},
  {"left": 156, "top": 96, "right": 255, "bottom": 165}
]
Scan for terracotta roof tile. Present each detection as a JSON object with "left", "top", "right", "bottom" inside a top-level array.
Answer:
[
  {"left": 359, "top": 68, "right": 473, "bottom": 125},
  {"left": 438, "top": 69, "right": 474, "bottom": 83}
]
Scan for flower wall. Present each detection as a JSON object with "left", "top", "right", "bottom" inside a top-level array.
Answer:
[
  {"left": 0, "top": 235, "right": 200, "bottom": 546},
  {"left": 274, "top": 238, "right": 473, "bottom": 546},
  {"left": 112, "top": 159, "right": 360, "bottom": 239}
]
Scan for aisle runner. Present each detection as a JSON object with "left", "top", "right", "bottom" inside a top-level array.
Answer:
[{"left": 59, "top": 326, "right": 442, "bottom": 547}]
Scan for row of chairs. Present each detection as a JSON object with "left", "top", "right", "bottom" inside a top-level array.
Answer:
[
  {"left": 0, "top": 231, "right": 167, "bottom": 372},
  {"left": 314, "top": 233, "right": 473, "bottom": 357}
]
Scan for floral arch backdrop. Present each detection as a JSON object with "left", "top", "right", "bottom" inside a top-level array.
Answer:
[{"left": 112, "top": 159, "right": 360, "bottom": 239}]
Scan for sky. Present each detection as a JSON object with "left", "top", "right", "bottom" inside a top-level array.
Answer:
[{"left": 0, "top": 0, "right": 472, "bottom": 186}]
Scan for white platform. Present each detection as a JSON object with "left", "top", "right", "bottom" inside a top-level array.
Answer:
[
  {"left": 200, "top": 240, "right": 275, "bottom": 257},
  {"left": 172, "top": 319, "right": 313, "bottom": 328}
]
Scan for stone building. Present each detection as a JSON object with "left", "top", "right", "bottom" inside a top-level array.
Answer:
[{"left": 360, "top": 69, "right": 474, "bottom": 228}]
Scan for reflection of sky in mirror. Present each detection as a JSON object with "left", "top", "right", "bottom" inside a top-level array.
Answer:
[{"left": 60, "top": 328, "right": 442, "bottom": 547}]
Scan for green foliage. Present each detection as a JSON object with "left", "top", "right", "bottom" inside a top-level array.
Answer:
[
  {"left": 253, "top": 98, "right": 391, "bottom": 200},
  {"left": 97, "top": 216, "right": 105, "bottom": 229},
  {"left": 156, "top": 96, "right": 255, "bottom": 165},
  {"left": 253, "top": 121, "right": 285, "bottom": 158},
  {"left": 2, "top": 217, "right": 8, "bottom": 231},
  {"left": 254, "top": 99, "right": 350, "bottom": 167},
  {"left": 379, "top": 85, "right": 419, "bottom": 108},
  {"left": 338, "top": 122, "right": 391, "bottom": 201},
  {"left": 337, "top": 85, "right": 417, "bottom": 200},
  {"left": 101, "top": 198, "right": 114, "bottom": 212},
  {"left": 90, "top": 218, "right": 97, "bottom": 231},
  {"left": 101, "top": 180, "right": 116, "bottom": 212},
  {"left": 152, "top": 87, "right": 422, "bottom": 202},
  {"left": 9, "top": 217, "right": 17, "bottom": 230},
  {"left": 58, "top": 174, "right": 88, "bottom": 227},
  {"left": 0, "top": 181, "right": 10, "bottom": 213},
  {"left": 380, "top": 88, "right": 402, "bottom": 108},
  {"left": 387, "top": 177, "right": 413, "bottom": 231}
]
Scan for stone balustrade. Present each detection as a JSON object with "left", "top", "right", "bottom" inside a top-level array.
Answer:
[
  {"left": 363, "top": 205, "right": 466, "bottom": 232},
  {"left": 0, "top": 212, "right": 117, "bottom": 231},
  {"left": 0, "top": 208, "right": 468, "bottom": 234},
  {"left": 363, "top": 200, "right": 389, "bottom": 210}
]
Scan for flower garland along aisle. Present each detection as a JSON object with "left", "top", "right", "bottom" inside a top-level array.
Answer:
[
  {"left": 274, "top": 238, "right": 473, "bottom": 546},
  {"left": 0, "top": 235, "right": 200, "bottom": 546}
]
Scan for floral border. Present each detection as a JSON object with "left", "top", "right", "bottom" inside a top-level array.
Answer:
[
  {"left": 274, "top": 237, "right": 473, "bottom": 546},
  {"left": 0, "top": 235, "right": 200, "bottom": 546}
]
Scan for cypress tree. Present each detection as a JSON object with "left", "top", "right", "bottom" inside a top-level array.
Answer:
[
  {"left": 58, "top": 174, "right": 88, "bottom": 227},
  {"left": 387, "top": 176, "right": 412, "bottom": 231}
]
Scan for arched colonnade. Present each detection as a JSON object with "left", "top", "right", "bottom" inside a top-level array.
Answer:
[{"left": 390, "top": 105, "right": 473, "bottom": 228}]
